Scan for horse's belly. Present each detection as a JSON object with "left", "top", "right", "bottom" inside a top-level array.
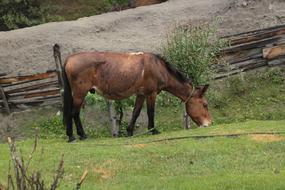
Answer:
[
  {"left": 92, "top": 58, "right": 145, "bottom": 99},
  {"left": 91, "top": 84, "right": 138, "bottom": 100}
]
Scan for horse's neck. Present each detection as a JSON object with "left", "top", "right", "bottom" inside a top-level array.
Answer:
[{"left": 165, "top": 75, "right": 191, "bottom": 102}]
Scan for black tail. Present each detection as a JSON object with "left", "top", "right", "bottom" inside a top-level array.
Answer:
[
  {"left": 62, "top": 65, "right": 73, "bottom": 126},
  {"left": 53, "top": 44, "right": 74, "bottom": 140}
]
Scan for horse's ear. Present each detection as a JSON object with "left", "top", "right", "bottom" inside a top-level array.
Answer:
[{"left": 197, "top": 84, "right": 209, "bottom": 97}]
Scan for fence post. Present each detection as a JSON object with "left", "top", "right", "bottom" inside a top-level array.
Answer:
[
  {"left": 53, "top": 44, "right": 64, "bottom": 89},
  {"left": 0, "top": 85, "right": 11, "bottom": 114},
  {"left": 53, "top": 44, "right": 65, "bottom": 110},
  {"left": 183, "top": 106, "right": 190, "bottom": 129}
]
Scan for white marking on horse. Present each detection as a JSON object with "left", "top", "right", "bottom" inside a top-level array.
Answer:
[
  {"left": 141, "top": 68, "right": 145, "bottom": 78},
  {"left": 129, "top": 52, "right": 144, "bottom": 55}
]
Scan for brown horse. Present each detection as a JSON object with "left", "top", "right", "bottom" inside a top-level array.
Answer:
[{"left": 62, "top": 51, "right": 211, "bottom": 142}]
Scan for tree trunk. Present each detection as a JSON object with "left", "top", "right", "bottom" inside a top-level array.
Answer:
[{"left": 107, "top": 100, "right": 119, "bottom": 137}]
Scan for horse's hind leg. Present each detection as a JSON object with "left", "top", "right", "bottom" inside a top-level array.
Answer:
[
  {"left": 146, "top": 93, "right": 160, "bottom": 135},
  {"left": 73, "top": 95, "right": 87, "bottom": 140},
  {"left": 127, "top": 95, "right": 145, "bottom": 136},
  {"left": 66, "top": 113, "right": 75, "bottom": 142}
]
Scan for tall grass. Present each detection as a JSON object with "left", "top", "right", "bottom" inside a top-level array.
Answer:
[{"left": 161, "top": 23, "right": 225, "bottom": 85}]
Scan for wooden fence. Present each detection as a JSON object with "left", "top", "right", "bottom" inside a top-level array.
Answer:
[
  {"left": 0, "top": 44, "right": 63, "bottom": 114},
  {"left": 214, "top": 24, "right": 285, "bottom": 79},
  {"left": 1, "top": 25, "right": 285, "bottom": 114}
]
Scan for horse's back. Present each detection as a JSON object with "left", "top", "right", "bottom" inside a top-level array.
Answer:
[{"left": 64, "top": 51, "right": 164, "bottom": 99}]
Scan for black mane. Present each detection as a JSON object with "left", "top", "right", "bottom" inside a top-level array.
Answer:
[{"left": 155, "top": 55, "right": 191, "bottom": 83}]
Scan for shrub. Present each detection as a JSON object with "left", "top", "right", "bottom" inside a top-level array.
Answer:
[
  {"left": 0, "top": 0, "right": 47, "bottom": 30},
  {"left": 85, "top": 92, "right": 106, "bottom": 107},
  {"left": 161, "top": 23, "right": 225, "bottom": 85}
]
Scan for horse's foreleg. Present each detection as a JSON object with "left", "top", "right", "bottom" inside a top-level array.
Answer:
[
  {"left": 146, "top": 93, "right": 160, "bottom": 135},
  {"left": 127, "top": 95, "right": 145, "bottom": 136},
  {"left": 73, "top": 96, "right": 87, "bottom": 140}
]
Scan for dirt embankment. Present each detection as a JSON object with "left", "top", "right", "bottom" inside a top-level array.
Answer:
[{"left": 0, "top": 0, "right": 284, "bottom": 77}]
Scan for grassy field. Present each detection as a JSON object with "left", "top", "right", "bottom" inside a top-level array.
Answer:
[
  {"left": 0, "top": 68, "right": 284, "bottom": 189},
  {"left": 1, "top": 120, "right": 285, "bottom": 190}
]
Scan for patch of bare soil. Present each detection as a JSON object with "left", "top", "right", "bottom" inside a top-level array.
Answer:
[
  {"left": 127, "top": 143, "right": 147, "bottom": 148},
  {"left": 219, "top": 0, "right": 285, "bottom": 35},
  {"left": 93, "top": 160, "right": 117, "bottom": 181},
  {"left": 249, "top": 134, "right": 284, "bottom": 142},
  {"left": 94, "top": 167, "right": 115, "bottom": 181}
]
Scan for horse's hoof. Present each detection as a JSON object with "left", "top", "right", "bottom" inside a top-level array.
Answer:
[
  {"left": 79, "top": 134, "right": 87, "bottom": 141},
  {"left": 152, "top": 129, "right": 161, "bottom": 135},
  {"left": 68, "top": 136, "right": 76, "bottom": 143}
]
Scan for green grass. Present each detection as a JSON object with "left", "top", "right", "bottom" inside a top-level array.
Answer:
[
  {"left": 207, "top": 68, "right": 285, "bottom": 124},
  {"left": 1, "top": 120, "right": 285, "bottom": 189}
]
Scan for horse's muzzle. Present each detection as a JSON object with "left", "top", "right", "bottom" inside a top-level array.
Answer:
[{"left": 200, "top": 121, "right": 211, "bottom": 128}]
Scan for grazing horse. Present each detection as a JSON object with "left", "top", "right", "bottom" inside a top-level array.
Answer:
[{"left": 62, "top": 51, "right": 212, "bottom": 142}]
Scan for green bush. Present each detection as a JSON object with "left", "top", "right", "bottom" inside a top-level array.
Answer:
[
  {"left": 33, "top": 115, "right": 65, "bottom": 138},
  {"left": 161, "top": 23, "right": 225, "bottom": 85},
  {"left": 0, "top": 0, "right": 47, "bottom": 30},
  {"left": 0, "top": 0, "right": 133, "bottom": 30}
]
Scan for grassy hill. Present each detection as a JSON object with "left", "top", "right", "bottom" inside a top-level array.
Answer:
[{"left": 1, "top": 120, "right": 285, "bottom": 189}]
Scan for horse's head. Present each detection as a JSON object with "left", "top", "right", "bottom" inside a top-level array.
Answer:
[{"left": 185, "top": 84, "right": 212, "bottom": 127}]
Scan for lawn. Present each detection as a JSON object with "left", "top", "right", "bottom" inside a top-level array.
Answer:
[{"left": 0, "top": 120, "right": 285, "bottom": 190}]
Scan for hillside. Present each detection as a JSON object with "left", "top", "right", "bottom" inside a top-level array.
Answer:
[{"left": 1, "top": 0, "right": 285, "bottom": 76}]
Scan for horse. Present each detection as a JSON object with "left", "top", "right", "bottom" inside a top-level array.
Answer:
[{"left": 62, "top": 51, "right": 212, "bottom": 142}]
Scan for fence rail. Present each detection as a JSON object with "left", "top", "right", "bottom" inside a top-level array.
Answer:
[
  {"left": 0, "top": 70, "right": 61, "bottom": 113},
  {"left": 1, "top": 25, "right": 285, "bottom": 114},
  {"left": 0, "top": 44, "right": 63, "bottom": 114},
  {"left": 214, "top": 24, "right": 285, "bottom": 79}
]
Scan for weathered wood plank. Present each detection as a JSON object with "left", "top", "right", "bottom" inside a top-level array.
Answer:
[
  {"left": 214, "top": 69, "right": 242, "bottom": 80},
  {"left": 242, "top": 60, "right": 268, "bottom": 71},
  {"left": 222, "top": 24, "right": 285, "bottom": 39},
  {"left": 228, "top": 28, "right": 285, "bottom": 46},
  {"left": 0, "top": 73, "right": 7, "bottom": 77},
  {"left": 268, "top": 56, "right": 285, "bottom": 66},
  {"left": 214, "top": 60, "right": 267, "bottom": 80},
  {"left": 231, "top": 58, "right": 265, "bottom": 68},
  {"left": 2, "top": 76, "right": 56, "bottom": 88},
  {"left": 222, "top": 48, "right": 262, "bottom": 65},
  {"left": 4, "top": 80, "right": 58, "bottom": 94},
  {"left": 0, "top": 71, "right": 57, "bottom": 85},
  {"left": 221, "top": 36, "right": 281, "bottom": 54},
  {"left": 263, "top": 44, "right": 285, "bottom": 60},
  {"left": 9, "top": 94, "right": 61, "bottom": 104},
  {"left": 8, "top": 88, "right": 60, "bottom": 98}
]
